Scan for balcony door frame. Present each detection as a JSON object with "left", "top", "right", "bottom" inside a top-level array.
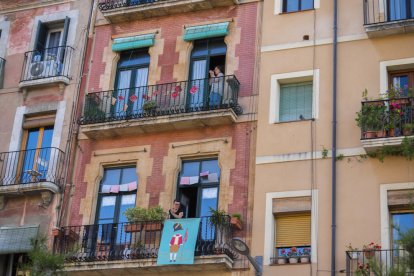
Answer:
[
  {"left": 112, "top": 50, "right": 150, "bottom": 118},
  {"left": 187, "top": 38, "right": 227, "bottom": 111}
]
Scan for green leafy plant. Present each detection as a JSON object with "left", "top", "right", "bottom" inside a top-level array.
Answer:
[
  {"left": 368, "top": 137, "right": 414, "bottom": 162},
  {"left": 124, "top": 205, "right": 167, "bottom": 222},
  {"left": 209, "top": 207, "right": 229, "bottom": 227},
  {"left": 322, "top": 147, "right": 328, "bottom": 159},
  {"left": 143, "top": 100, "right": 157, "bottom": 112},
  {"left": 403, "top": 123, "right": 414, "bottom": 136},
  {"left": 20, "top": 235, "right": 65, "bottom": 276},
  {"left": 231, "top": 213, "right": 242, "bottom": 223},
  {"left": 355, "top": 103, "right": 386, "bottom": 132}
]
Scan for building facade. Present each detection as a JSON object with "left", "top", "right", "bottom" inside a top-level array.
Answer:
[
  {"left": 0, "top": 0, "right": 93, "bottom": 274},
  {"left": 56, "top": 0, "right": 260, "bottom": 275},
  {"left": 252, "top": 0, "right": 414, "bottom": 275}
]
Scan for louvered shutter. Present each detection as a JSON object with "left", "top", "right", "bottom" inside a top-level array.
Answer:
[
  {"left": 275, "top": 213, "right": 311, "bottom": 247},
  {"left": 279, "top": 82, "right": 313, "bottom": 122}
]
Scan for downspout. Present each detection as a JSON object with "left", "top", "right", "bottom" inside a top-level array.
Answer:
[{"left": 331, "top": 0, "right": 338, "bottom": 275}]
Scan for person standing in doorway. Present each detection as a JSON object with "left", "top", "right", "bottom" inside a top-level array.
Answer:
[
  {"left": 209, "top": 65, "right": 224, "bottom": 107},
  {"left": 168, "top": 199, "right": 184, "bottom": 219}
]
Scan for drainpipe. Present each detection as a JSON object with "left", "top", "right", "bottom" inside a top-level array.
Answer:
[{"left": 331, "top": 0, "right": 338, "bottom": 275}]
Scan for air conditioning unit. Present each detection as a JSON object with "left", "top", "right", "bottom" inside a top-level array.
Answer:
[{"left": 29, "top": 60, "right": 61, "bottom": 79}]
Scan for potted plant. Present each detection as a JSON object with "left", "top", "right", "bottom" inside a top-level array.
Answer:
[
  {"left": 356, "top": 103, "right": 386, "bottom": 138},
  {"left": 277, "top": 248, "right": 288, "bottom": 264},
  {"left": 230, "top": 213, "right": 243, "bottom": 230},
  {"left": 287, "top": 247, "right": 299, "bottom": 264},
  {"left": 403, "top": 123, "right": 414, "bottom": 136},
  {"left": 209, "top": 207, "right": 229, "bottom": 228},
  {"left": 143, "top": 100, "right": 157, "bottom": 113},
  {"left": 362, "top": 242, "right": 381, "bottom": 259},
  {"left": 124, "top": 206, "right": 167, "bottom": 232},
  {"left": 299, "top": 248, "right": 311, "bottom": 263}
]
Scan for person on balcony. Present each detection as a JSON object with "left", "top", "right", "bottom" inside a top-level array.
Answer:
[
  {"left": 209, "top": 65, "right": 224, "bottom": 107},
  {"left": 168, "top": 199, "right": 184, "bottom": 219}
]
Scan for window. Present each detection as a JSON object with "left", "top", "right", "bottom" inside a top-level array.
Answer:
[
  {"left": 189, "top": 38, "right": 227, "bottom": 109},
  {"left": 387, "top": 0, "right": 414, "bottom": 21},
  {"left": 33, "top": 17, "right": 70, "bottom": 62},
  {"left": 283, "top": 0, "right": 314, "bottom": 12},
  {"left": 391, "top": 211, "right": 414, "bottom": 249},
  {"left": 279, "top": 82, "right": 313, "bottom": 122},
  {"left": 113, "top": 50, "right": 150, "bottom": 117},
  {"left": 275, "top": 213, "right": 311, "bottom": 258},
  {"left": 19, "top": 126, "right": 54, "bottom": 184},
  {"left": 95, "top": 167, "right": 137, "bottom": 246},
  {"left": 389, "top": 70, "right": 414, "bottom": 96},
  {"left": 177, "top": 159, "right": 220, "bottom": 218}
]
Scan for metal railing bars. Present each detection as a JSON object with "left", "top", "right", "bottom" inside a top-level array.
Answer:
[
  {"left": 20, "top": 46, "right": 74, "bottom": 83},
  {"left": 0, "top": 147, "right": 66, "bottom": 187},
  {"left": 80, "top": 75, "right": 242, "bottom": 125}
]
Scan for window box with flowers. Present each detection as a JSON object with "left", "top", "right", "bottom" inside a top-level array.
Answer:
[
  {"left": 299, "top": 248, "right": 311, "bottom": 263},
  {"left": 287, "top": 247, "right": 299, "bottom": 264}
]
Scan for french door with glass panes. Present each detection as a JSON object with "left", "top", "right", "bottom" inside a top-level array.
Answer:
[
  {"left": 187, "top": 38, "right": 226, "bottom": 110},
  {"left": 94, "top": 167, "right": 137, "bottom": 253},
  {"left": 19, "top": 126, "right": 54, "bottom": 184},
  {"left": 113, "top": 50, "right": 149, "bottom": 119}
]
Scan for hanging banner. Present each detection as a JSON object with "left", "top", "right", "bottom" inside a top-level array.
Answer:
[{"left": 157, "top": 218, "right": 201, "bottom": 265}]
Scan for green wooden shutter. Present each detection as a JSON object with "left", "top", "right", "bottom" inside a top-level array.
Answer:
[
  {"left": 61, "top": 16, "right": 70, "bottom": 47},
  {"left": 275, "top": 213, "right": 311, "bottom": 248},
  {"left": 34, "top": 21, "right": 47, "bottom": 51},
  {"left": 279, "top": 82, "right": 313, "bottom": 122}
]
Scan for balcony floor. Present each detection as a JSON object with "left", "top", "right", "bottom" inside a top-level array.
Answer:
[
  {"left": 80, "top": 109, "right": 237, "bottom": 139},
  {"left": 64, "top": 255, "right": 233, "bottom": 275}
]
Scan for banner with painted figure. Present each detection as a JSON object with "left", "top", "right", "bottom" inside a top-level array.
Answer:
[{"left": 157, "top": 218, "right": 201, "bottom": 265}]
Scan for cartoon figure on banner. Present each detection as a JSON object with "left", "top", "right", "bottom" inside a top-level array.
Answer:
[{"left": 169, "top": 223, "right": 189, "bottom": 262}]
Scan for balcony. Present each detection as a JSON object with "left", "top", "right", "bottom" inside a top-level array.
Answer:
[
  {"left": 19, "top": 46, "right": 73, "bottom": 89},
  {"left": 0, "top": 57, "right": 5, "bottom": 89},
  {"left": 357, "top": 97, "right": 414, "bottom": 151},
  {"left": 363, "top": 0, "right": 414, "bottom": 37},
  {"left": 55, "top": 216, "right": 237, "bottom": 274},
  {"left": 346, "top": 249, "right": 411, "bottom": 275},
  {"left": 79, "top": 75, "right": 242, "bottom": 139},
  {"left": 97, "top": 0, "right": 238, "bottom": 23},
  {"left": 0, "top": 147, "right": 65, "bottom": 195}
]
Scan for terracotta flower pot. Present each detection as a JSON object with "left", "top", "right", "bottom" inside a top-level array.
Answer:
[
  {"left": 364, "top": 131, "right": 377, "bottom": 139},
  {"left": 52, "top": 228, "right": 61, "bottom": 237},
  {"left": 230, "top": 217, "right": 243, "bottom": 230},
  {"left": 144, "top": 222, "right": 163, "bottom": 232},
  {"left": 124, "top": 223, "right": 143, "bottom": 233}
]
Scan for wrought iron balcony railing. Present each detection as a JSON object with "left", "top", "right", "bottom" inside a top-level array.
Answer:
[
  {"left": 358, "top": 97, "right": 414, "bottom": 139},
  {"left": 98, "top": 0, "right": 165, "bottom": 11},
  {"left": 0, "top": 147, "right": 65, "bottom": 187},
  {"left": 20, "top": 46, "right": 74, "bottom": 83},
  {"left": 55, "top": 216, "right": 237, "bottom": 263},
  {"left": 0, "top": 57, "right": 5, "bottom": 89},
  {"left": 346, "top": 249, "right": 412, "bottom": 275},
  {"left": 363, "top": 0, "right": 414, "bottom": 25},
  {"left": 80, "top": 75, "right": 241, "bottom": 125}
]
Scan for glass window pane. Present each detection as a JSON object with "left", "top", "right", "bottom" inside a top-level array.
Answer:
[
  {"left": 119, "top": 194, "right": 136, "bottom": 223},
  {"left": 392, "top": 75, "right": 409, "bottom": 96},
  {"left": 101, "top": 168, "right": 121, "bottom": 186},
  {"left": 41, "top": 127, "right": 54, "bottom": 148},
  {"left": 26, "top": 129, "right": 40, "bottom": 150},
  {"left": 191, "top": 40, "right": 208, "bottom": 57},
  {"left": 98, "top": 196, "right": 116, "bottom": 221},
  {"left": 301, "top": 0, "right": 313, "bottom": 10},
  {"left": 389, "top": 0, "right": 408, "bottom": 21},
  {"left": 392, "top": 213, "right": 414, "bottom": 247},
  {"left": 279, "top": 82, "right": 313, "bottom": 122},
  {"left": 121, "top": 167, "right": 137, "bottom": 184},
  {"left": 209, "top": 39, "right": 227, "bottom": 56},
  {"left": 181, "top": 161, "right": 200, "bottom": 177},
  {"left": 286, "top": 0, "right": 299, "bottom": 12},
  {"left": 119, "top": 50, "right": 150, "bottom": 68},
  {"left": 200, "top": 159, "right": 220, "bottom": 184},
  {"left": 200, "top": 187, "right": 218, "bottom": 217}
]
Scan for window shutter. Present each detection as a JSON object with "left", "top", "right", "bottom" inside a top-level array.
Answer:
[
  {"left": 61, "top": 16, "right": 70, "bottom": 47},
  {"left": 275, "top": 213, "right": 311, "bottom": 247},
  {"left": 34, "top": 21, "right": 47, "bottom": 51},
  {"left": 279, "top": 82, "right": 312, "bottom": 122}
]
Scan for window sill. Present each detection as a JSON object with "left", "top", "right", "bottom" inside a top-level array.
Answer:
[
  {"left": 270, "top": 262, "right": 311, "bottom": 266},
  {"left": 279, "top": 8, "right": 315, "bottom": 15},
  {"left": 273, "top": 118, "right": 315, "bottom": 125}
]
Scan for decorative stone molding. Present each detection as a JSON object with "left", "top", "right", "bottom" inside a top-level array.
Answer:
[{"left": 40, "top": 191, "right": 53, "bottom": 207}]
